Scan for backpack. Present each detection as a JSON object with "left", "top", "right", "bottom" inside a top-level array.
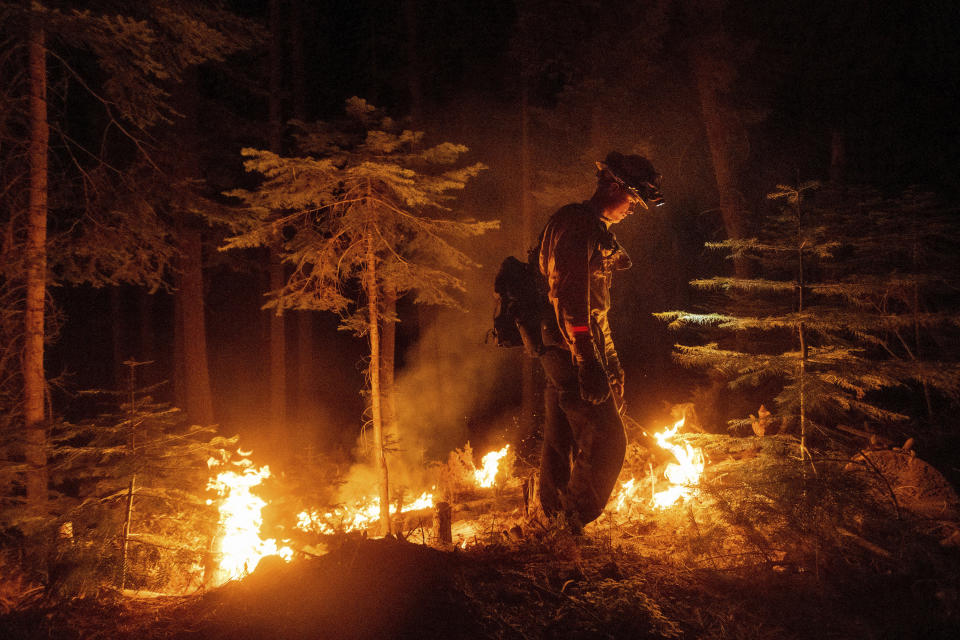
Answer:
[{"left": 491, "top": 254, "right": 550, "bottom": 356}]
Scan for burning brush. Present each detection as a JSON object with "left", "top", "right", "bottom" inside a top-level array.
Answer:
[
  {"left": 206, "top": 450, "right": 293, "bottom": 585},
  {"left": 610, "top": 417, "right": 706, "bottom": 517}
]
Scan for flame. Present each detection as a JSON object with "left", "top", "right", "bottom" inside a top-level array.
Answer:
[
  {"left": 474, "top": 444, "right": 510, "bottom": 488},
  {"left": 611, "top": 417, "right": 705, "bottom": 514},
  {"left": 651, "top": 418, "right": 705, "bottom": 509},
  {"left": 296, "top": 490, "right": 435, "bottom": 536},
  {"left": 206, "top": 452, "right": 292, "bottom": 584},
  {"left": 614, "top": 477, "right": 642, "bottom": 512},
  {"left": 295, "top": 443, "right": 509, "bottom": 538}
]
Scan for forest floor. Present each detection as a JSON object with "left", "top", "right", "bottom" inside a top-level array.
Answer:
[{"left": 3, "top": 435, "right": 960, "bottom": 639}]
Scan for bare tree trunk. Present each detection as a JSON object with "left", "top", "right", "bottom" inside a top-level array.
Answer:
[
  {"left": 119, "top": 362, "right": 137, "bottom": 590},
  {"left": 381, "top": 290, "right": 398, "bottom": 440},
  {"left": 269, "top": 0, "right": 283, "bottom": 150},
  {"left": 685, "top": 0, "right": 749, "bottom": 278},
  {"left": 169, "top": 65, "right": 215, "bottom": 425},
  {"left": 290, "top": 0, "right": 306, "bottom": 122},
  {"left": 23, "top": 15, "right": 48, "bottom": 511},
  {"left": 110, "top": 287, "right": 124, "bottom": 388},
  {"left": 173, "top": 284, "right": 186, "bottom": 408},
  {"left": 290, "top": 0, "right": 314, "bottom": 431},
  {"left": 268, "top": 250, "right": 287, "bottom": 434},
  {"left": 296, "top": 312, "right": 315, "bottom": 424},
  {"left": 176, "top": 226, "right": 215, "bottom": 424},
  {"left": 403, "top": 0, "right": 422, "bottom": 122},
  {"left": 366, "top": 231, "right": 390, "bottom": 537},
  {"left": 519, "top": 80, "right": 537, "bottom": 439},
  {"left": 268, "top": 0, "right": 287, "bottom": 441},
  {"left": 795, "top": 199, "right": 810, "bottom": 462},
  {"left": 137, "top": 290, "right": 158, "bottom": 387}
]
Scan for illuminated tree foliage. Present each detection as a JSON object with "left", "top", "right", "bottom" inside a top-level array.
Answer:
[
  {"left": 657, "top": 183, "right": 960, "bottom": 451},
  {"left": 0, "top": 1, "right": 258, "bottom": 511},
  {"left": 223, "top": 98, "right": 498, "bottom": 535},
  {"left": 36, "top": 364, "right": 232, "bottom": 595}
]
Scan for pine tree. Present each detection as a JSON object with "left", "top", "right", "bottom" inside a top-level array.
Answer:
[
  {"left": 223, "top": 98, "right": 497, "bottom": 536},
  {"left": 817, "top": 187, "right": 960, "bottom": 423},
  {"left": 39, "top": 362, "right": 234, "bottom": 595},
  {"left": 657, "top": 183, "right": 960, "bottom": 455},
  {"left": 0, "top": 1, "right": 259, "bottom": 512}
]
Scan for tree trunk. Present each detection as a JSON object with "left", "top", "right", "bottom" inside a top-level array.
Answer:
[
  {"left": 403, "top": 0, "right": 422, "bottom": 122},
  {"left": 137, "top": 290, "right": 158, "bottom": 387},
  {"left": 685, "top": 0, "right": 749, "bottom": 277},
  {"left": 268, "top": 250, "right": 287, "bottom": 435},
  {"left": 519, "top": 80, "right": 537, "bottom": 439},
  {"left": 296, "top": 312, "right": 315, "bottom": 425},
  {"left": 290, "top": 0, "right": 314, "bottom": 431},
  {"left": 110, "top": 287, "right": 124, "bottom": 388},
  {"left": 365, "top": 231, "right": 391, "bottom": 536},
  {"left": 173, "top": 284, "right": 186, "bottom": 408},
  {"left": 381, "top": 290, "right": 398, "bottom": 441},
  {"left": 365, "top": 1, "right": 379, "bottom": 105},
  {"left": 169, "top": 64, "right": 214, "bottom": 425},
  {"left": 119, "top": 361, "right": 138, "bottom": 590},
  {"left": 268, "top": 0, "right": 287, "bottom": 441},
  {"left": 290, "top": 0, "right": 306, "bottom": 122},
  {"left": 795, "top": 199, "right": 810, "bottom": 462},
  {"left": 23, "top": 15, "right": 48, "bottom": 511},
  {"left": 176, "top": 226, "right": 215, "bottom": 424},
  {"left": 269, "top": 0, "right": 284, "bottom": 151}
]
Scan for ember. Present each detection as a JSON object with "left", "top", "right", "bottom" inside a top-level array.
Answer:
[{"left": 206, "top": 451, "right": 293, "bottom": 585}]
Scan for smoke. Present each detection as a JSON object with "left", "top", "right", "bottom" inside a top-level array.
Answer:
[
  {"left": 394, "top": 305, "right": 507, "bottom": 458},
  {"left": 333, "top": 222, "right": 515, "bottom": 502}
]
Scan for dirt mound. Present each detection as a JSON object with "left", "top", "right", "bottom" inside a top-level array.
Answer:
[{"left": 192, "top": 538, "right": 481, "bottom": 640}]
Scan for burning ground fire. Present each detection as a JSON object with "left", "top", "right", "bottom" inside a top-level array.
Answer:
[
  {"left": 295, "top": 490, "right": 435, "bottom": 536},
  {"left": 203, "top": 441, "right": 513, "bottom": 573},
  {"left": 611, "top": 417, "right": 706, "bottom": 515},
  {"left": 206, "top": 451, "right": 293, "bottom": 585},
  {"left": 296, "top": 444, "right": 512, "bottom": 537},
  {"left": 202, "top": 428, "right": 685, "bottom": 580}
]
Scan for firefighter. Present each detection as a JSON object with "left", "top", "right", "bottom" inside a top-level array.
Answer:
[{"left": 533, "top": 151, "right": 664, "bottom": 533}]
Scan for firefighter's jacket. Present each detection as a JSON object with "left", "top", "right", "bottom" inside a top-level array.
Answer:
[{"left": 538, "top": 202, "right": 632, "bottom": 369}]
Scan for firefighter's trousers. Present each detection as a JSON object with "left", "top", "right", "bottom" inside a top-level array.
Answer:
[{"left": 537, "top": 346, "right": 626, "bottom": 527}]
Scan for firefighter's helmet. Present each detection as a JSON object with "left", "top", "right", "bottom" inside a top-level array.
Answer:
[{"left": 596, "top": 151, "right": 664, "bottom": 208}]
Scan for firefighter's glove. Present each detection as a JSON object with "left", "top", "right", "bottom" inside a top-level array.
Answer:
[{"left": 574, "top": 335, "right": 610, "bottom": 405}]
